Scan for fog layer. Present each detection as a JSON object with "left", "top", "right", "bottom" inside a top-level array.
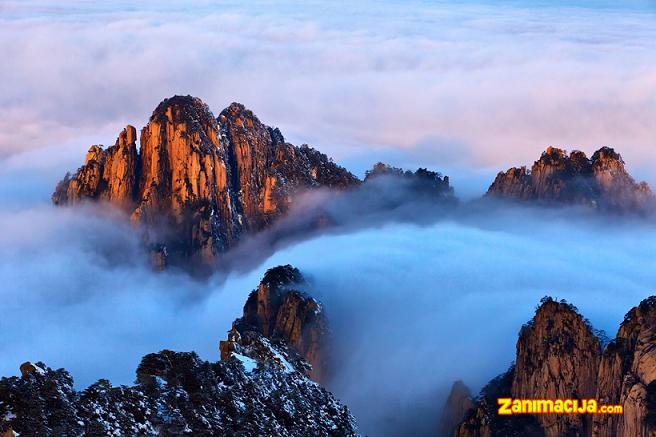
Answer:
[{"left": 1, "top": 189, "right": 655, "bottom": 435}]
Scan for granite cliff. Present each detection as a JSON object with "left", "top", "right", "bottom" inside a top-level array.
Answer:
[
  {"left": 453, "top": 296, "right": 656, "bottom": 437},
  {"left": 53, "top": 96, "right": 359, "bottom": 272},
  {"left": 487, "top": 146, "right": 653, "bottom": 212},
  {"left": 438, "top": 380, "right": 475, "bottom": 437},
  {"left": 221, "top": 265, "right": 329, "bottom": 383}
]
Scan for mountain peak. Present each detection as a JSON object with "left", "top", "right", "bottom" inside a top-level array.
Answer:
[
  {"left": 52, "top": 97, "right": 359, "bottom": 272},
  {"left": 487, "top": 146, "right": 653, "bottom": 212},
  {"left": 229, "top": 265, "right": 329, "bottom": 382}
]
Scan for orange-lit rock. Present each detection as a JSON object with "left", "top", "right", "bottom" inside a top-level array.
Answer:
[
  {"left": 512, "top": 298, "right": 600, "bottom": 437},
  {"left": 231, "top": 265, "right": 329, "bottom": 382},
  {"left": 487, "top": 146, "right": 653, "bottom": 212},
  {"left": 455, "top": 296, "right": 656, "bottom": 437},
  {"left": 52, "top": 126, "right": 138, "bottom": 208},
  {"left": 53, "top": 96, "right": 358, "bottom": 271},
  {"left": 455, "top": 298, "right": 601, "bottom": 437}
]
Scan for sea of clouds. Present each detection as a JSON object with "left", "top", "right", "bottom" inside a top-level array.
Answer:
[
  {"left": 1, "top": 0, "right": 655, "bottom": 192},
  {"left": 1, "top": 1, "right": 656, "bottom": 435},
  {"left": 2, "top": 184, "right": 656, "bottom": 435}
]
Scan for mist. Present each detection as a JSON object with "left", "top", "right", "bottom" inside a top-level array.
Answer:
[
  {"left": 2, "top": 1, "right": 656, "bottom": 435},
  {"left": 261, "top": 203, "right": 656, "bottom": 435},
  {"left": 2, "top": 176, "right": 656, "bottom": 436},
  {"left": 2, "top": 0, "right": 655, "bottom": 184}
]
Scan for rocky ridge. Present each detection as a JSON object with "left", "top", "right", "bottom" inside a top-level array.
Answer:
[
  {"left": 53, "top": 96, "right": 359, "bottom": 272},
  {"left": 221, "top": 265, "right": 329, "bottom": 382},
  {"left": 438, "top": 380, "right": 475, "bottom": 437},
  {"left": 364, "top": 162, "right": 454, "bottom": 201},
  {"left": 0, "top": 266, "right": 356, "bottom": 436},
  {"left": 487, "top": 146, "right": 653, "bottom": 212},
  {"left": 452, "top": 296, "right": 656, "bottom": 437}
]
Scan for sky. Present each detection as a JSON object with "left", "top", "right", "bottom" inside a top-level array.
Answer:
[
  {"left": 1, "top": 1, "right": 656, "bottom": 435},
  {"left": 1, "top": 0, "right": 655, "bottom": 198}
]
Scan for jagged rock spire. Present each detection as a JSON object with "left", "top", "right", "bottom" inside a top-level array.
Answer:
[
  {"left": 52, "top": 96, "right": 359, "bottom": 272},
  {"left": 487, "top": 146, "right": 653, "bottom": 212}
]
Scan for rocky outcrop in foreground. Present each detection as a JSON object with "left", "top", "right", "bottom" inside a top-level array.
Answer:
[
  {"left": 53, "top": 96, "right": 359, "bottom": 272},
  {"left": 511, "top": 299, "right": 600, "bottom": 437},
  {"left": 0, "top": 266, "right": 356, "bottom": 436},
  {"left": 222, "top": 265, "right": 329, "bottom": 382},
  {"left": 593, "top": 296, "right": 656, "bottom": 437},
  {"left": 487, "top": 146, "right": 653, "bottom": 212},
  {"left": 452, "top": 296, "right": 656, "bottom": 437}
]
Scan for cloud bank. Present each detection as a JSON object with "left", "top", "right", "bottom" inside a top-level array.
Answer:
[
  {"left": 267, "top": 206, "right": 656, "bottom": 435},
  {"left": 1, "top": 0, "right": 655, "bottom": 194},
  {"left": 1, "top": 186, "right": 655, "bottom": 435},
  {"left": 2, "top": 2, "right": 656, "bottom": 435}
]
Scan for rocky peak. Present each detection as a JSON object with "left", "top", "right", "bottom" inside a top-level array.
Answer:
[
  {"left": 0, "top": 341, "right": 357, "bottom": 436},
  {"left": 18, "top": 361, "right": 46, "bottom": 377},
  {"left": 52, "top": 125, "right": 138, "bottom": 208},
  {"left": 455, "top": 296, "right": 656, "bottom": 437},
  {"left": 487, "top": 146, "right": 653, "bottom": 212},
  {"left": 226, "top": 265, "right": 329, "bottom": 382},
  {"left": 0, "top": 266, "right": 357, "bottom": 436},
  {"left": 438, "top": 380, "right": 475, "bottom": 436},
  {"left": 455, "top": 297, "right": 602, "bottom": 437},
  {"left": 594, "top": 296, "right": 656, "bottom": 437},
  {"left": 364, "top": 162, "right": 453, "bottom": 200},
  {"left": 53, "top": 96, "right": 359, "bottom": 272},
  {"left": 512, "top": 297, "right": 601, "bottom": 437},
  {"left": 219, "top": 101, "right": 277, "bottom": 231}
]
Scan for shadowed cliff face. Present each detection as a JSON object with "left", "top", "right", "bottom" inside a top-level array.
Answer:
[
  {"left": 487, "top": 146, "right": 653, "bottom": 213},
  {"left": 454, "top": 367, "right": 544, "bottom": 437},
  {"left": 52, "top": 96, "right": 359, "bottom": 272},
  {"left": 594, "top": 297, "right": 656, "bottom": 437},
  {"left": 439, "top": 380, "right": 475, "bottom": 437},
  {"left": 454, "top": 296, "right": 656, "bottom": 437},
  {"left": 222, "top": 265, "right": 329, "bottom": 382}
]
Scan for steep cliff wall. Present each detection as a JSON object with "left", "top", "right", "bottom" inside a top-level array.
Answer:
[
  {"left": 487, "top": 146, "right": 653, "bottom": 212},
  {"left": 53, "top": 96, "right": 359, "bottom": 271}
]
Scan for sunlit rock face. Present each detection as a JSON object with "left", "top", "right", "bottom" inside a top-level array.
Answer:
[
  {"left": 133, "top": 96, "right": 236, "bottom": 267},
  {"left": 512, "top": 298, "right": 601, "bottom": 437},
  {"left": 52, "top": 125, "right": 138, "bottom": 208},
  {"left": 455, "top": 297, "right": 599, "bottom": 437},
  {"left": 487, "top": 146, "right": 653, "bottom": 212},
  {"left": 53, "top": 95, "right": 358, "bottom": 271},
  {"left": 455, "top": 296, "right": 656, "bottom": 437},
  {"left": 223, "top": 265, "right": 329, "bottom": 383},
  {"left": 594, "top": 297, "right": 656, "bottom": 437}
]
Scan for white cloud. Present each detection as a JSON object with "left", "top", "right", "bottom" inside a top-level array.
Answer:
[
  {"left": 1, "top": 3, "right": 656, "bottom": 434},
  {"left": 1, "top": 198, "right": 654, "bottom": 436},
  {"left": 0, "top": 1, "right": 654, "bottom": 191}
]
